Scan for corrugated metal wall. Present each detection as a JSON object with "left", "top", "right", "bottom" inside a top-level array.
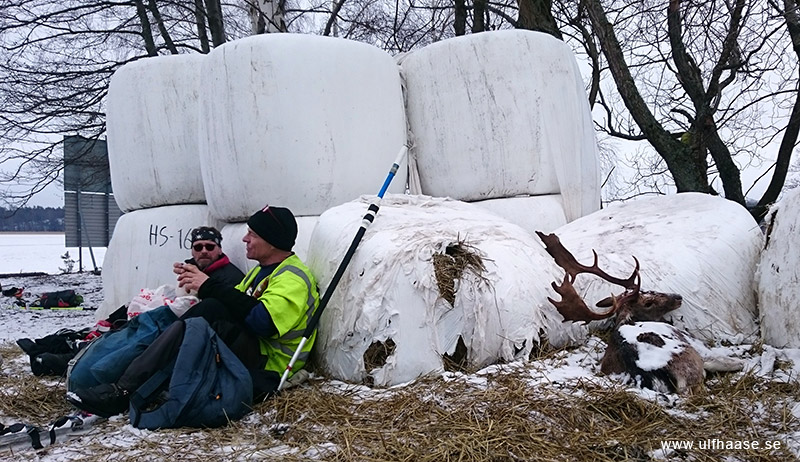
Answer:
[
  {"left": 63, "top": 135, "right": 123, "bottom": 247},
  {"left": 64, "top": 191, "right": 123, "bottom": 247}
]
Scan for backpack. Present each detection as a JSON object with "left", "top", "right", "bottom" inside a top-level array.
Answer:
[
  {"left": 67, "top": 306, "right": 178, "bottom": 391},
  {"left": 31, "top": 290, "right": 83, "bottom": 308},
  {"left": 128, "top": 317, "right": 253, "bottom": 429}
]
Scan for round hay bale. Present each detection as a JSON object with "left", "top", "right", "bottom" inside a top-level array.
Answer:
[
  {"left": 399, "top": 30, "right": 599, "bottom": 221},
  {"left": 306, "top": 194, "right": 584, "bottom": 386},
  {"left": 199, "top": 34, "right": 407, "bottom": 222},
  {"left": 469, "top": 194, "right": 568, "bottom": 235},
  {"left": 106, "top": 54, "right": 206, "bottom": 211},
  {"left": 757, "top": 187, "right": 800, "bottom": 348},
  {"left": 551, "top": 193, "right": 761, "bottom": 343}
]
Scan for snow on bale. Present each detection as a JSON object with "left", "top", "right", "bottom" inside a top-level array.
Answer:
[
  {"left": 221, "top": 217, "right": 319, "bottom": 274},
  {"left": 106, "top": 54, "right": 206, "bottom": 212},
  {"left": 198, "top": 34, "right": 407, "bottom": 222},
  {"left": 550, "top": 193, "right": 762, "bottom": 343},
  {"left": 399, "top": 30, "right": 599, "bottom": 222},
  {"left": 99, "top": 205, "right": 222, "bottom": 319},
  {"left": 470, "top": 195, "right": 568, "bottom": 234},
  {"left": 757, "top": 187, "right": 800, "bottom": 348},
  {"left": 305, "top": 194, "right": 585, "bottom": 386}
]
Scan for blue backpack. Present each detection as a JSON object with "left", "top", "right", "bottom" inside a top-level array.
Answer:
[
  {"left": 67, "top": 306, "right": 178, "bottom": 391},
  {"left": 128, "top": 317, "right": 254, "bottom": 429}
]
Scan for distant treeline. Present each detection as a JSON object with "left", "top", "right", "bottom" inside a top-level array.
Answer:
[{"left": 0, "top": 206, "right": 65, "bottom": 232}]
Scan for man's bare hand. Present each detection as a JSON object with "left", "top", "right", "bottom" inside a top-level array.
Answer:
[{"left": 176, "top": 263, "right": 209, "bottom": 292}]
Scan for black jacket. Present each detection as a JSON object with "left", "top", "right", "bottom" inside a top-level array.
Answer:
[{"left": 185, "top": 254, "right": 245, "bottom": 289}]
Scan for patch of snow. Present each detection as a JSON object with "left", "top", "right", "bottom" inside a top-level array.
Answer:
[{"left": 618, "top": 322, "right": 687, "bottom": 371}]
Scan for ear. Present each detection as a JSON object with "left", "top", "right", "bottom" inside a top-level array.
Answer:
[{"left": 596, "top": 296, "right": 614, "bottom": 307}]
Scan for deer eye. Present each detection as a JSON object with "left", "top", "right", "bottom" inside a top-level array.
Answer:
[{"left": 644, "top": 301, "right": 654, "bottom": 307}]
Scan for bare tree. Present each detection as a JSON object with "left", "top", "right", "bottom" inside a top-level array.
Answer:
[
  {"left": 564, "top": 0, "right": 799, "bottom": 220},
  {"left": 0, "top": 0, "right": 248, "bottom": 208}
]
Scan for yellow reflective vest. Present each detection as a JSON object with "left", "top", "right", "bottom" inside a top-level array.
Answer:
[{"left": 234, "top": 255, "right": 319, "bottom": 377}]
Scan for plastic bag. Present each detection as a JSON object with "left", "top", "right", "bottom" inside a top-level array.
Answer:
[{"left": 127, "top": 285, "right": 199, "bottom": 319}]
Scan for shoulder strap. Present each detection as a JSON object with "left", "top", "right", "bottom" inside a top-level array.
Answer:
[{"left": 128, "top": 357, "right": 177, "bottom": 428}]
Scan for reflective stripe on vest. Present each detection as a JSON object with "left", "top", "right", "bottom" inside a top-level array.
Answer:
[{"left": 269, "top": 265, "right": 317, "bottom": 344}]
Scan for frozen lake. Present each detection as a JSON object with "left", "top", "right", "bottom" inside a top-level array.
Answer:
[{"left": 0, "top": 233, "right": 106, "bottom": 274}]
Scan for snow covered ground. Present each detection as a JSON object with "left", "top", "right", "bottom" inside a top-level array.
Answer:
[
  {"left": 1, "top": 235, "right": 799, "bottom": 461},
  {"left": 0, "top": 233, "right": 106, "bottom": 276}
]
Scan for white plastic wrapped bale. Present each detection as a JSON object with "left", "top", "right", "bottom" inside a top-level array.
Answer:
[
  {"left": 106, "top": 54, "right": 206, "bottom": 212},
  {"left": 221, "top": 217, "right": 319, "bottom": 275},
  {"left": 550, "top": 193, "right": 762, "bottom": 343},
  {"left": 98, "top": 205, "right": 222, "bottom": 319},
  {"left": 469, "top": 195, "right": 568, "bottom": 235},
  {"left": 757, "top": 188, "right": 800, "bottom": 348},
  {"left": 400, "top": 30, "right": 599, "bottom": 222},
  {"left": 199, "top": 34, "right": 407, "bottom": 222},
  {"left": 305, "top": 194, "right": 585, "bottom": 386}
]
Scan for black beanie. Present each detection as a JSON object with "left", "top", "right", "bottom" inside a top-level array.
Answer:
[{"left": 247, "top": 206, "right": 297, "bottom": 251}]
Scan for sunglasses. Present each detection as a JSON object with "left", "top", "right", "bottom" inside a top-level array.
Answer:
[{"left": 193, "top": 243, "right": 217, "bottom": 252}]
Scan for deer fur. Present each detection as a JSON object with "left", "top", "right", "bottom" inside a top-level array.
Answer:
[{"left": 536, "top": 231, "right": 717, "bottom": 394}]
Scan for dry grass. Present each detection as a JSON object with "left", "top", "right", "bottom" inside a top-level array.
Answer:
[
  {"left": 1, "top": 341, "right": 797, "bottom": 461},
  {"left": 0, "top": 343, "right": 72, "bottom": 422},
  {"left": 433, "top": 239, "right": 486, "bottom": 306},
  {"left": 258, "top": 369, "right": 797, "bottom": 462}
]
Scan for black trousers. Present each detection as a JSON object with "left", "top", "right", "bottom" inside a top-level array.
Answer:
[{"left": 118, "top": 298, "right": 280, "bottom": 400}]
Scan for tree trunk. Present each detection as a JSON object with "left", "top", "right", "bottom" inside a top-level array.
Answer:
[
  {"left": 454, "top": 0, "right": 467, "bottom": 36},
  {"left": 323, "top": 0, "right": 347, "bottom": 36},
  {"left": 585, "top": 0, "right": 709, "bottom": 193},
  {"left": 147, "top": 0, "right": 179, "bottom": 54},
  {"left": 250, "top": 0, "right": 287, "bottom": 34},
  {"left": 517, "top": 0, "right": 562, "bottom": 40},
  {"left": 194, "top": 0, "right": 211, "bottom": 53},
  {"left": 133, "top": 0, "right": 158, "bottom": 56},
  {"left": 205, "top": 0, "right": 226, "bottom": 45},
  {"left": 473, "top": 0, "right": 487, "bottom": 33}
]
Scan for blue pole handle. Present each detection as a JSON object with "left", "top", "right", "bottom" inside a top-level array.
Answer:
[{"left": 377, "top": 145, "right": 409, "bottom": 198}]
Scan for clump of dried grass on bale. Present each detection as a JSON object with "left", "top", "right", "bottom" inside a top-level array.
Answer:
[
  {"left": 0, "top": 344, "right": 72, "bottom": 423},
  {"left": 433, "top": 238, "right": 487, "bottom": 306},
  {"left": 259, "top": 368, "right": 796, "bottom": 462}
]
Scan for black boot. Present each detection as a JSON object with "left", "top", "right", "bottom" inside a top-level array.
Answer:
[{"left": 30, "top": 352, "right": 76, "bottom": 376}]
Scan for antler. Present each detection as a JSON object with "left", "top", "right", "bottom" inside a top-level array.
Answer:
[
  {"left": 535, "top": 231, "right": 640, "bottom": 289},
  {"left": 535, "top": 231, "right": 641, "bottom": 323},
  {"left": 547, "top": 274, "right": 617, "bottom": 323}
]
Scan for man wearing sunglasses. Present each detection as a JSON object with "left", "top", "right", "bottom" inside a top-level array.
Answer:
[{"left": 174, "top": 226, "right": 244, "bottom": 290}]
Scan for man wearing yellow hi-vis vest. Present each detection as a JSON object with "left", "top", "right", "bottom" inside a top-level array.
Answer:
[{"left": 182, "top": 205, "right": 320, "bottom": 399}]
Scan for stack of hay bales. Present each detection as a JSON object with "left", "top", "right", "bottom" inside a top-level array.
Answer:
[
  {"left": 101, "top": 35, "right": 407, "bottom": 317},
  {"left": 102, "top": 54, "right": 218, "bottom": 316},
  {"left": 756, "top": 188, "right": 800, "bottom": 348},
  {"left": 308, "top": 31, "right": 602, "bottom": 385},
  {"left": 399, "top": 30, "right": 600, "bottom": 234}
]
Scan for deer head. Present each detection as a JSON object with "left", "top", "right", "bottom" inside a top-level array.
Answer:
[{"left": 535, "top": 231, "right": 682, "bottom": 325}]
